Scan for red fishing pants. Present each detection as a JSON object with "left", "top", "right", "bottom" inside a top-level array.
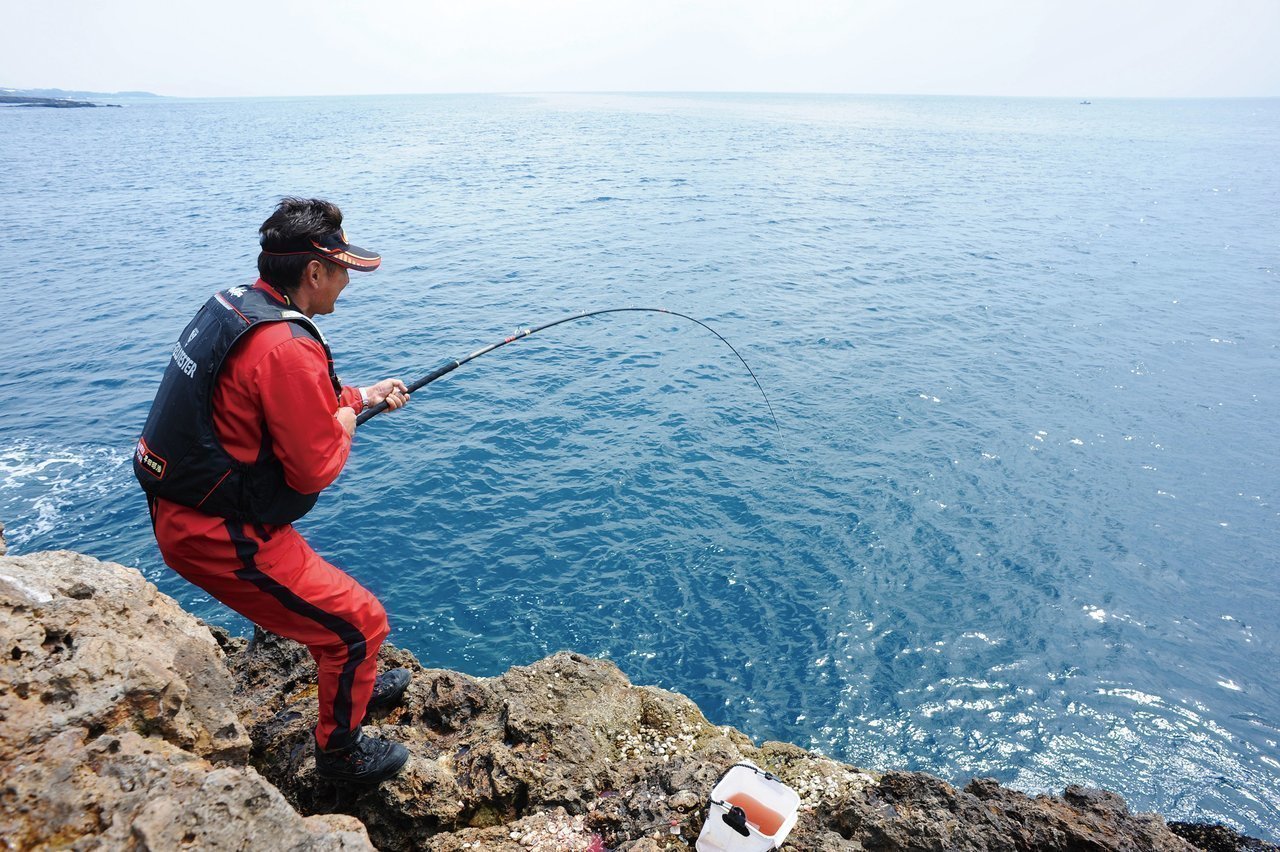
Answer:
[{"left": 153, "top": 500, "right": 388, "bottom": 751}]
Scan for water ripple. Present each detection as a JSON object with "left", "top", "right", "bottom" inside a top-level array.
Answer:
[{"left": 1, "top": 93, "right": 1277, "bottom": 840}]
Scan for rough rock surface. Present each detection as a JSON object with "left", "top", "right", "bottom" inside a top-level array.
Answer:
[
  {"left": 1169, "top": 822, "right": 1280, "bottom": 852},
  {"left": 227, "top": 631, "right": 1267, "bottom": 851},
  {"left": 0, "top": 551, "right": 372, "bottom": 850},
  {"left": 2, "top": 548, "right": 1274, "bottom": 851}
]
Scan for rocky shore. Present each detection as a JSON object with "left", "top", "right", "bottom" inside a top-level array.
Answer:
[
  {"left": 1, "top": 543, "right": 1274, "bottom": 850},
  {"left": 0, "top": 96, "right": 120, "bottom": 108}
]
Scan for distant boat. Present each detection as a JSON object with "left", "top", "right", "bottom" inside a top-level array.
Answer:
[{"left": 1080, "top": 100, "right": 1092, "bottom": 105}]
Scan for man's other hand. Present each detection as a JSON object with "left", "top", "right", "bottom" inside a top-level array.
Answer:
[
  {"left": 337, "top": 407, "right": 357, "bottom": 437},
  {"left": 364, "top": 379, "right": 411, "bottom": 411}
]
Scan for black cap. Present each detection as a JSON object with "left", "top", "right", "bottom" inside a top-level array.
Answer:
[{"left": 261, "top": 228, "right": 381, "bottom": 271}]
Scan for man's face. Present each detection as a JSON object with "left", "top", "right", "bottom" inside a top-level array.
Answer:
[{"left": 313, "top": 262, "right": 350, "bottom": 315}]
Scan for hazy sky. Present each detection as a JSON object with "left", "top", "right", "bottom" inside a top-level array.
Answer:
[{"left": 5, "top": 0, "right": 1278, "bottom": 98}]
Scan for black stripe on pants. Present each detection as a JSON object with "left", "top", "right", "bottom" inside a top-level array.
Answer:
[{"left": 225, "top": 521, "right": 368, "bottom": 749}]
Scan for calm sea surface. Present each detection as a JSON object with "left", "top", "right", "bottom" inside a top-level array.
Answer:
[{"left": 2, "top": 93, "right": 1277, "bottom": 839}]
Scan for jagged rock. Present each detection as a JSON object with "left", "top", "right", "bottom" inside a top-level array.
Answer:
[
  {"left": 0, "top": 551, "right": 373, "bottom": 850},
  {"left": 1170, "top": 821, "right": 1280, "bottom": 851},
  {"left": 818, "top": 772, "right": 1195, "bottom": 851},
  {"left": 0, "top": 728, "right": 370, "bottom": 850},
  {"left": 0, "top": 551, "right": 249, "bottom": 762},
  {"left": 1, "top": 549, "right": 1273, "bottom": 851},
  {"left": 227, "top": 643, "right": 747, "bottom": 847},
  {"left": 0, "top": 520, "right": 6, "bottom": 555},
  {"left": 226, "top": 636, "right": 1219, "bottom": 852}
]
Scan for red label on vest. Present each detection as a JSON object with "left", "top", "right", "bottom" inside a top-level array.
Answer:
[{"left": 135, "top": 438, "right": 167, "bottom": 480}]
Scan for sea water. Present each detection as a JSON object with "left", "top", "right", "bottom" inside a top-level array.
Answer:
[{"left": 1, "top": 93, "right": 1277, "bottom": 840}]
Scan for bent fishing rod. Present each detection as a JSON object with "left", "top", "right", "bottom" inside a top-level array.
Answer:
[{"left": 355, "top": 307, "right": 780, "bottom": 433}]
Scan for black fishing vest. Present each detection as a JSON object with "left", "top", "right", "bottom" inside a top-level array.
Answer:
[{"left": 133, "top": 284, "right": 343, "bottom": 525}]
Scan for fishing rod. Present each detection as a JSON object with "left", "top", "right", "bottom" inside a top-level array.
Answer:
[{"left": 355, "top": 307, "right": 780, "bottom": 432}]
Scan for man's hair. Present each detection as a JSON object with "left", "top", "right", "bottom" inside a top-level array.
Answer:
[{"left": 257, "top": 197, "right": 344, "bottom": 293}]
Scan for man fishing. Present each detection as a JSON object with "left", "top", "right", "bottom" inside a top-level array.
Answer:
[{"left": 134, "top": 197, "right": 413, "bottom": 785}]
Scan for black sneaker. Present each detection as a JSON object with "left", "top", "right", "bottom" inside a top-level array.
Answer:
[
  {"left": 315, "top": 732, "right": 409, "bottom": 785},
  {"left": 367, "top": 668, "right": 412, "bottom": 714}
]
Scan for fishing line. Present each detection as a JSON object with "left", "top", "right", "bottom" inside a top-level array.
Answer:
[{"left": 355, "top": 307, "right": 780, "bottom": 433}]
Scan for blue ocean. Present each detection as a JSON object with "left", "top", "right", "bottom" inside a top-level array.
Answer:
[{"left": 2, "top": 93, "right": 1277, "bottom": 840}]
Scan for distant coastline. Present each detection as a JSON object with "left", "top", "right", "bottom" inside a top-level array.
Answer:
[
  {"left": 0, "top": 95, "right": 117, "bottom": 108},
  {"left": 1, "top": 86, "right": 162, "bottom": 108}
]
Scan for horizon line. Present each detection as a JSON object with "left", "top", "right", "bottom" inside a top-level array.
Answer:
[{"left": 40, "top": 88, "right": 1280, "bottom": 101}]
